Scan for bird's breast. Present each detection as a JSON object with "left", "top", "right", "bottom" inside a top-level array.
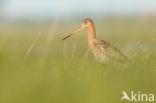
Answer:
[{"left": 88, "top": 40, "right": 107, "bottom": 61}]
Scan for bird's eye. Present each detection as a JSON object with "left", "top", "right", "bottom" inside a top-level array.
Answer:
[{"left": 85, "top": 21, "right": 87, "bottom": 24}]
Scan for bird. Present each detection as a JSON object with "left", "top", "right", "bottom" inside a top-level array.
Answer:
[
  {"left": 121, "top": 91, "right": 130, "bottom": 101},
  {"left": 62, "top": 18, "right": 128, "bottom": 62}
]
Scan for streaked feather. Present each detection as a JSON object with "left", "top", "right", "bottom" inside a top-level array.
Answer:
[{"left": 91, "top": 39, "right": 128, "bottom": 62}]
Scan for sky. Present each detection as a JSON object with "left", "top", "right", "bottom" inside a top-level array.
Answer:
[{"left": 1, "top": 0, "right": 156, "bottom": 19}]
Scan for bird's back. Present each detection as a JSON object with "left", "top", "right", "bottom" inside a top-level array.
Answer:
[{"left": 90, "top": 39, "right": 128, "bottom": 62}]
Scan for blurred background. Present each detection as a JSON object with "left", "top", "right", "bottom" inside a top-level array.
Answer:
[
  {"left": 1, "top": 0, "right": 156, "bottom": 21},
  {"left": 0, "top": 0, "right": 156, "bottom": 103}
]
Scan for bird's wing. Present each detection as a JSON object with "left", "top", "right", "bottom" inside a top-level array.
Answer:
[
  {"left": 123, "top": 91, "right": 128, "bottom": 96},
  {"left": 97, "top": 40, "right": 129, "bottom": 61}
]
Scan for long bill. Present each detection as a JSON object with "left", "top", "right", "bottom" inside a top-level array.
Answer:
[{"left": 62, "top": 26, "right": 83, "bottom": 41}]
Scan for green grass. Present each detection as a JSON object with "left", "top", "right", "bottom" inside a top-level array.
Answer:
[{"left": 0, "top": 20, "right": 156, "bottom": 103}]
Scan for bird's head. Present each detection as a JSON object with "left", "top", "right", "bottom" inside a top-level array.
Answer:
[
  {"left": 81, "top": 18, "right": 93, "bottom": 28},
  {"left": 62, "top": 18, "right": 93, "bottom": 40}
]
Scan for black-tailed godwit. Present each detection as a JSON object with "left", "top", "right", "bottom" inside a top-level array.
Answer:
[{"left": 62, "top": 18, "right": 128, "bottom": 62}]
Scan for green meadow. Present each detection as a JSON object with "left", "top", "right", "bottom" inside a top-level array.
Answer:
[{"left": 0, "top": 19, "right": 156, "bottom": 103}]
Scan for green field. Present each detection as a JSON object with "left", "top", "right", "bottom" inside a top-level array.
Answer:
[{"left": 0, "top": 19, "right": 156, "bottom": 103}]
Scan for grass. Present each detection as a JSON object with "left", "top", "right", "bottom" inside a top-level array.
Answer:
[{"left": 0, "top": 19, "right": 156, "bottom": 103}]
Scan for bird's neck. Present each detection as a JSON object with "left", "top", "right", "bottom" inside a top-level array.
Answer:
[{"left": 87, "top": 24, "right": 96, "bottom": 43}]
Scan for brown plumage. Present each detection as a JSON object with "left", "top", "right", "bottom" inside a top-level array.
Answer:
[{"left": 62, "top": 18, "right": 128, "bottom": 62}]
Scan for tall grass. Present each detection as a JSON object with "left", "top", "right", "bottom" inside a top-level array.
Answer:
[{"left": 0, "top": 19, "right": 156, "bottom": 103}]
